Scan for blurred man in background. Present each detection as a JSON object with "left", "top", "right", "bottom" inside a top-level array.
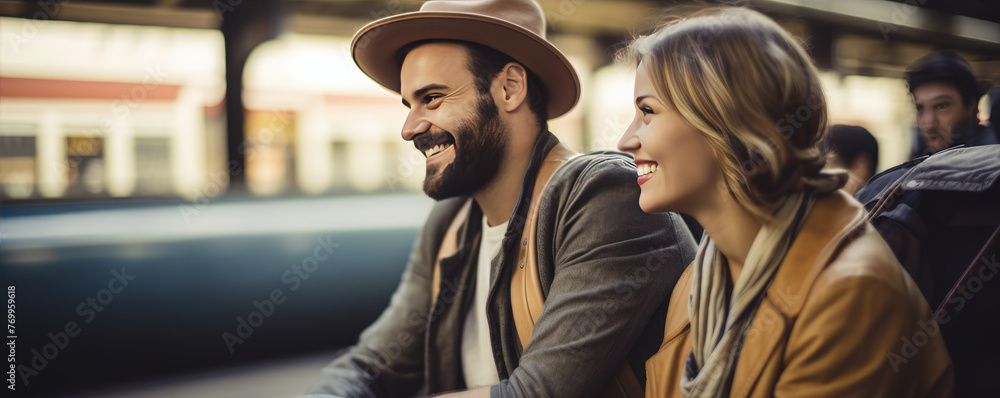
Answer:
[
  {"left": 906, "top": 51, "right": 997, "bottom": 159},
  {"left": 857, "top": 49, "right": 1000, "bottom": 398}
]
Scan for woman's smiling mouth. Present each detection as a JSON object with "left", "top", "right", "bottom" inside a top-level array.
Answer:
[{"left": 636, "top": 161, "right": 658, "bottom": 186}]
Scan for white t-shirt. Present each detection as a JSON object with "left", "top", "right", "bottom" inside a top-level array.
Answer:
[{"left": 461, "top": 217, "right": 507, "bottom": 388}]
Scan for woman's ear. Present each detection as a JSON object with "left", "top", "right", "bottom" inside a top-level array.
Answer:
[{"left": 499, "top": 62, "right": 529, "bottom": 113}]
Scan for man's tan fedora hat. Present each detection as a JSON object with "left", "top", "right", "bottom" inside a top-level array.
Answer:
[{"left": 351, "top": 0, "right": 581, "bottom": 119}]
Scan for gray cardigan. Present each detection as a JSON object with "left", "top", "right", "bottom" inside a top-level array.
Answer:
[{"left": 306, "top": 131, "right": 697, "bottom": 398}]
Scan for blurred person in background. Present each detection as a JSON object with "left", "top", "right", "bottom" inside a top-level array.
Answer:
[
  {"left": 989, "top": 86, "right": 1000, "bottom": 140},
  {"left": 617, "top": 7, "right": 953, "bottom": 397},
  {"left": 305, "top": 1, "right": 696, "bottom": 397},
  {"left": 856, "top": 70, "right": 1000, "bottom": 398},
  {"left": 823, "top": 124, "right": 879, "bottom": 196},
  {"left": 906, "top": 51, "right": 997, "bottom": 159}
]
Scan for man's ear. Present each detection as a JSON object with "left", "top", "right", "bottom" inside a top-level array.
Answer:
[
  {"left": 498, "top": 62, "right": 529, "bottom": 113},
  {"left": 964, "top": 100, "right": 979, "bottom": 120}
]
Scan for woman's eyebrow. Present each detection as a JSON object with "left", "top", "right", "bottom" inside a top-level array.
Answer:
[{"left": 635, "top": 95, "right": 653, "bottom": 106}]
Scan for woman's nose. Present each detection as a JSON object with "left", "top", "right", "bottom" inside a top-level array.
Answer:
[{"left": 617, "top": 120, "right": 641, "bottom": 152}]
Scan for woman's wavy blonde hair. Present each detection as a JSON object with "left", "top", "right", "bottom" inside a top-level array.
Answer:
[{"left": 626, "top": 7, "right": 846, "bottom": 220}]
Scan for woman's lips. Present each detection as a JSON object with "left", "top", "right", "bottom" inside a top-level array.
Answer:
[
  {"left": 635, "top": 161, "right": 658, "bottom": 186},
  {"left": 637, "top": 173, "right": 653, "bottom": 186}
]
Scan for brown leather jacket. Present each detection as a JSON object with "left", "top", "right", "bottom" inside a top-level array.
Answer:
[{"left": 645, "top": 191, "right": 954, "bottom": 397}]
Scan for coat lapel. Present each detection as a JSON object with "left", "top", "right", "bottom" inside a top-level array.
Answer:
[{"left": 730, "top": 191, "right": 867, "bottom": 397}]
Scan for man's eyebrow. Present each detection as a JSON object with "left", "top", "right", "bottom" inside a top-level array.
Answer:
[
  {"left": 402, "top": 84, "right": 450, "bottom": 108},
  {"left": 917, "top": 94, "right": 955, "bottom": 105}
]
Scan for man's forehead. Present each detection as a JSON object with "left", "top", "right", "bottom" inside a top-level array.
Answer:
[
  {"left": 400, "top": 42, "right": 473, "bottom": 92},
  {"left": 913, "top": 82, "right": 960, "bottom": 102}
]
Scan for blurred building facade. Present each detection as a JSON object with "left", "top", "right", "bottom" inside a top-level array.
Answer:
[
  {"left": 0, "top": 18, "right": 223, "bottom": 199},
  {"left": 1, "top": 0, "right": 997, "bottom": 201}
]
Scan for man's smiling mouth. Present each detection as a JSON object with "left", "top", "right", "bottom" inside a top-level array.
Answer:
[
  {"left": 425, "top": 144, "right": 452, "bottom": 157},
  {"left": 415, "top": 131, "right": 457, "bottom": 159}
]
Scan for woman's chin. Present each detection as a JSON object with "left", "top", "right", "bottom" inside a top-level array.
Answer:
[{"left": 638, "top": 195, "right": 672, "bottom": 214}]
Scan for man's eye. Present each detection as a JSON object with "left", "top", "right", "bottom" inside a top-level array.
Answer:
[
  {"left": 934, "top": 103, "right": 949, "bottom": 110},
  {"left": 424, "top": 94, "right": 443, "bottom": 104}
]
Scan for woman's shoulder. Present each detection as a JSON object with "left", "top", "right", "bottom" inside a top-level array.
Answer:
[
  {"left": 778, "top": 220, "right": 952, "bottom": 398},
  {"left": 790, "top": 220, "right": 933, "bottom": 335},
  {"left": 815, "top": 222, "right": 918, "bottom": 297},
  {"left": 769, "top": 192, "right": 926, "bottom": 317}
]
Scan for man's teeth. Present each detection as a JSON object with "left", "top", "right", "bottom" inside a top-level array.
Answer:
[
  {"left": 424, "top": 144, "right": 452, "bottom": 158},
  {"left": 638, "top": 163, "right": 658, "bottom": 176}
]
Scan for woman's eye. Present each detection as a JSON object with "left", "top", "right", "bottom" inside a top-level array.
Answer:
[{"left": 639, "top": 106, "right": 654, "bottom": 116}]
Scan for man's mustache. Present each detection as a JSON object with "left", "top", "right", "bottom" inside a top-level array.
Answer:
[{"left": 413, "top": 130, "right": 456, "bottom": 152}]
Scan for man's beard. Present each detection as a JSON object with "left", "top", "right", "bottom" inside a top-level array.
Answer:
[{"left": 422, "top": 94, "right": 509, "bottom": 200}]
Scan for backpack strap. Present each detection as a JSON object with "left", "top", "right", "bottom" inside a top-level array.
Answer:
[
  {"left": 510, "top": 144, "right": 643, "bottom": 398},
  {"left": 432, "top": 199, "right": 472, "bottom": 303},
  {"left": 510, "top": 142, "right": 577, "bottom": 345},
  {"left": 935, "top": 223, "right": 1000, "bottom": 318},
  {"left": 865, "top": 165, "right": 921, "bottom": 220}
]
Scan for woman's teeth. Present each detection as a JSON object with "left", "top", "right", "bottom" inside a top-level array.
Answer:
[
  {"left": 638, "top": 163, "right": 658, "bottom": 176},
  {"left": 424, "top": 144, "right": 452, "bottom": 158}
]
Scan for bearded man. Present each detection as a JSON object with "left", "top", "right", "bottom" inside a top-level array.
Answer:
[{"left": 306, "top": 1, "right": 695, "bottom": 397}]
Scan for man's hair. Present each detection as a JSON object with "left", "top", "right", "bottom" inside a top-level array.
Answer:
[
  {"left": 824, "top": 124, "right": 879, "bottom": 177},
  {"left": 904, "top": 51, "right": 980, "bottom": 109},
  {"left": 398, "top": 40, "right": 549, "bottom": 129}
]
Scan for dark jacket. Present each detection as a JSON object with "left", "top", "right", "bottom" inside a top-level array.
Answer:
[
  {"left": 306, "top": 131, "right": 697, "bottom": 398},
  {"left": 855, "top": 144, "right": 1000, "bottom": 398},
  {"left": 856, "top": 144, "right": 1000, "bottom": 305}
]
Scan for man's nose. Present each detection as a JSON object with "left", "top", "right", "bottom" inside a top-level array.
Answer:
[
  {"left": 401, "top": 112, "right": 431, "bottom": 141},
  {"left": 918, "top": 110, "right": 936, "bottom": 128}
]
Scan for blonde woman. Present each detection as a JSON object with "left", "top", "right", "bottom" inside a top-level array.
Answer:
[{"left": 617, "top": 8, "right": 954, "bottom": 398}]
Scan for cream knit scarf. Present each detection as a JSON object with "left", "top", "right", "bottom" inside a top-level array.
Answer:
[{"left": 679, "top": 191, "right": 815, "bottom": 398}]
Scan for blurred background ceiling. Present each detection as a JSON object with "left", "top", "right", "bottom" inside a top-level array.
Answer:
[
  {"left": 1, "top": 0, "right": 998, "bottom": 198},
  {"left": 1, "top": 0, "right": 998, "bottom": 79}
]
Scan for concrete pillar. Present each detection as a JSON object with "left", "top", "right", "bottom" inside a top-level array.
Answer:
[
  {"left": 173, "top": 86, "right": 207, "bottom": 198},
  {"left": 37, "top": 110, "right": 65, "bottom": 198},
  {"left": 106, "top": 118, "right": 135, "bottom": 197},
  {"left": 296, "top": 96, "right": 333, "bottom": 194}
]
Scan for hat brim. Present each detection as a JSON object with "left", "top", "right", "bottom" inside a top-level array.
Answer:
[{"left": 351, "top": 12, "right": 581, "bottom": 119}]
